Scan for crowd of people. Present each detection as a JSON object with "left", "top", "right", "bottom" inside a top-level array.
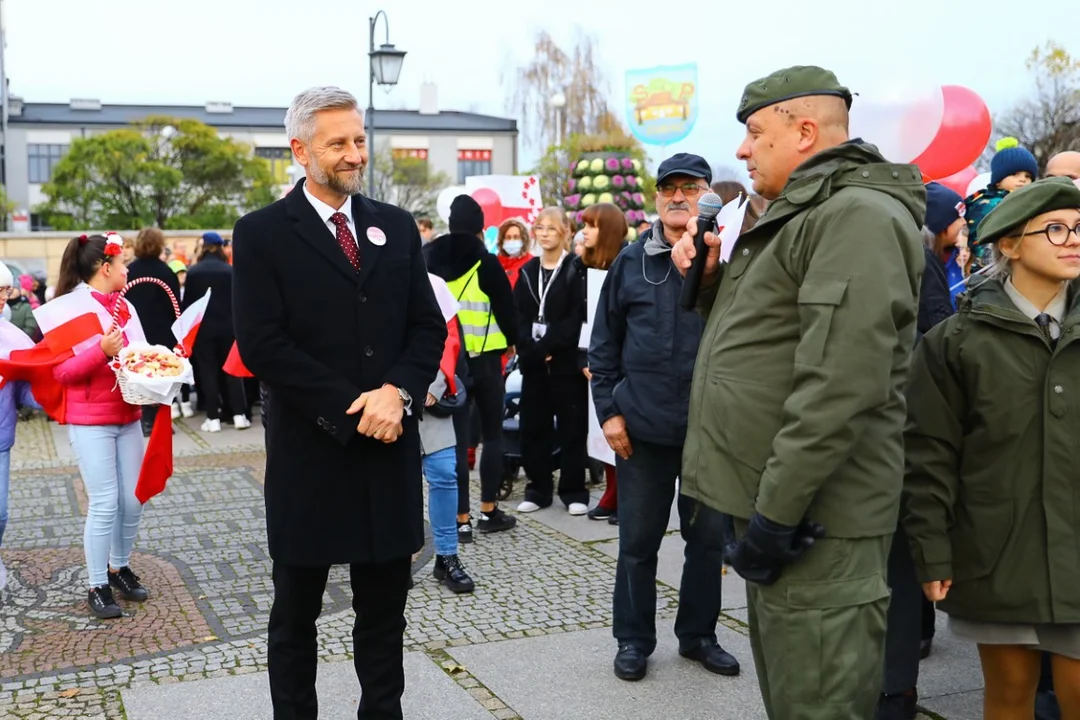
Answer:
[{"left": 0, "top": 69, "right": 1076, "bottom": 720}]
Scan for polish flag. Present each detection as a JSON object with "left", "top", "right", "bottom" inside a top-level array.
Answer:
[
  {"left": 0, "top": 291, "right": 115, "bottom": 421},
  {"left": 172, "top": 288, "right": 211, "bottom": 356},
  {"left": 223, "top": 341, "right": 253, "bottom": 378}
]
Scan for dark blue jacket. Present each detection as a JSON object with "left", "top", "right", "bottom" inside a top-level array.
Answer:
[{"left": 588, "top": 237, "right": 704, "bottom": 447}]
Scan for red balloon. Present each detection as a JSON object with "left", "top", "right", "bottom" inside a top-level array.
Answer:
[
  {"left": 912, "top": 85, "right": 992, "bottom": 181},
  {"left": 470, "top": 188, "right": 503, "bottom": 228},
  {"left": 935, "top": 166, "right": 979, "bottom": 197}
]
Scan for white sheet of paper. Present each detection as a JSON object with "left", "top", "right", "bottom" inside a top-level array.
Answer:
[
  {"left": 587, "top": 384, "right": 616, "bottom": 465},
  {"left": 579, "top": 268, "right": 607, "bottom": 350},
  {"left": 718, "top": 196, "right": 750, "bottom": 264}
]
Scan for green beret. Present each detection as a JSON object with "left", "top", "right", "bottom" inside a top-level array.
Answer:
[
  {"left": 736, "top": 65, "right": 852, "bottom": 124},
  {"left": 977, "top": 176, "right": 1080, "bottom": 244}
]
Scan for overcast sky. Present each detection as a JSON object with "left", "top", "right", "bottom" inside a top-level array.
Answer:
[{"left": 6, "top": 0, "right": 1077, "bottom": 174}]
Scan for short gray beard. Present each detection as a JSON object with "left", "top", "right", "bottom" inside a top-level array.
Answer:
[{"left": 308, "top": 159, "right": 364, "bottom": 196}]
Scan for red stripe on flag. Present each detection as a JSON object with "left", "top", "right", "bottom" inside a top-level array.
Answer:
[
  {"left": 223, "top": 341, "right": 254, "bottom": 378},
  {"left": 135, "top": 404, "right": 174, "bottom": 504}
]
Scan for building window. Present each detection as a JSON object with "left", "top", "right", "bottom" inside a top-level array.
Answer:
[
  {"left": 30, "top": 213, "right": 56, "bottom": 231},
  {"left": 28, "top": 144, "right": 68, "bottom": 184},
  {"left": 457, "top": 149, "right": 492, "bottom": 183},
  {"left": 255, "top": 147, "right": 293, "bottom": 184}
]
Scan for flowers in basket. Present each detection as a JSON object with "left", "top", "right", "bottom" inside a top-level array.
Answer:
[{"left": 113, "top": 342, "right": 194, "bottom": 405}]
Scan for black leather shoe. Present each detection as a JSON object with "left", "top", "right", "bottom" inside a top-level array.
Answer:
[
  {"left": 919, "top": 638, "right": 932, "bottom": 659},
  {"left": 679, "top": 638, "right": 740, "bottom": 676},
  {"left": 433, "top": 554, "right": 475, "bottom": 594},
  {"left": 875, "top": 689, "right": 918, "bottom": 720},
  {"left": 613, "top": 644, "right": 647, "bottom": 681},
  {"left": 108, "top": 566, "right": 149, "bottom": 602}
]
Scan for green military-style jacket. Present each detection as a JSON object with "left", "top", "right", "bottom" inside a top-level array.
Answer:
[
  {"left": 680, "top": 141, "right": 926, "bottom": 537},
  {"left": 903, "top": 279, "right": 1080, "bottom": 624}
]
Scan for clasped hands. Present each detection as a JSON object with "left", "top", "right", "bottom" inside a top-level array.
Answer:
[
  {"left": 724, "top": 513, "right": 826, "bottom": 586},
  {"left": 346, "top": 384, "right": 404, "bottom": 443}
]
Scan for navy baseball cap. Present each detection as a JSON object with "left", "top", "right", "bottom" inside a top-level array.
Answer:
[{"left": 656, "top": 153, "right": 712, "bottom": 185}]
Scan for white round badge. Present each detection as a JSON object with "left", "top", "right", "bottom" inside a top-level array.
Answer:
[{"left": 366, "top": 227, "right": 387, "bottom": 246}]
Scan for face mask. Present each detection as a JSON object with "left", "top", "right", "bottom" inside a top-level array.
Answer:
[{"left": 503, "top": 239, "right": 523, "bottom": 257}]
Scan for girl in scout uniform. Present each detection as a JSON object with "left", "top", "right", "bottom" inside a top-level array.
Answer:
[{"left": 903, "top": 177, "right": 1080, "bottom": 718}]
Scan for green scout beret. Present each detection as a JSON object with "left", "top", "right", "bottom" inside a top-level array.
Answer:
[
  {"left": 977, "top": 176, "right": 1080, "bottom": 244},
  {"left": 736, "top": 65, "right": 853, "bottom": 124}
]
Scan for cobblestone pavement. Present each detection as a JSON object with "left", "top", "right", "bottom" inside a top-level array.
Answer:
[
  {"left": 0, "top": 415, "right": 685, "bottom": 719},
  {"left": 0, "top": 414, "right": 969, "bottom": 719}
]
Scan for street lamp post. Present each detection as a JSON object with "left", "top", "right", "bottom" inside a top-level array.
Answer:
[
  {"left": 549, "top": 91, "right": 567, "bottom": 148},
  {"left": 367, "top": 10, "right": 406, "bottom": 199}
]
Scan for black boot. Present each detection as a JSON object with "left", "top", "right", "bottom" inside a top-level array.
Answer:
[{"left": 433, "top": 555, "right": 475, "bottom": 594}]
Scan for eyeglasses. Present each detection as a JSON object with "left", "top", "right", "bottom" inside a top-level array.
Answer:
[
  {"left": 657, "top": 183, "right": 708, "bottom": 198},
  {"left": 0, "top": 287, "right": 14, "bottom": 298},
  {"left": 1021, "top": 222, "right": 1080, "bottom": 246}
]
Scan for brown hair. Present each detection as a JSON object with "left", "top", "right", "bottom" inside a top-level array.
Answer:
[
  {"left": 416, "top": 217, "right": 434, "bottom": 231},
  {"left": 711, "top": 180, "right": 749, "bottom": 207},
  {"left": 497, "top": 218, "right": 530, "bottom": 255},
  {"left": 134, "top": 227, "right": 166, "bottom": 260},
  {"left": 581, "top": 203, "right": 627, "bottom": 270},
  {"left": 55, "top": 235, "right": 112, "bottom": 298}
]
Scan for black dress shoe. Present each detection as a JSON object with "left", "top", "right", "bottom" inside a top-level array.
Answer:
[
  {"left": 607, "top": 513, "right": 618, "bottom": 526},
  {"left": 875, "top": 689, "right": 918, "bottom": 720},
  {"left": 919, "top": 638, "right": 932, "bottom": 659},
  {"left": 613, "top": 644, "right": 647, "bottom": 681},
  {"left": 679, "top": 638, "right": 740, "bottom": 676}
]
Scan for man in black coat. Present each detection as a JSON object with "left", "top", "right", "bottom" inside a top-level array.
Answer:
[{"left": 232, "top": 86, "right": 445, "bottom": 720}]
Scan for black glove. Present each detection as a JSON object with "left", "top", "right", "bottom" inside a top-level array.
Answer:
[{"left": 726, "top": 514, "right": 826, "bottom": 586}]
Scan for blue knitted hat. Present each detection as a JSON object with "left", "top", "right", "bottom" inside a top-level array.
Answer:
[
  {"left": 924, "top": 182, "right": 965, "bottom": 234},
  {"left": 990, "top": 138, "right": 1038, "bottom": 189}
]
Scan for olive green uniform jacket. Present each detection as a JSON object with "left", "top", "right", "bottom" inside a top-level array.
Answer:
[
  {"left": 903, "top": 279, "right": 1080, "bottom": 624},
  {"left": 681, "top": 141, "right": 926, "bottom": 537}
]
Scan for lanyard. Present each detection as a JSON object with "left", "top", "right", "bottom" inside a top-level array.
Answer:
[{"left": 537, "top": 251, "right": 567, "bottom": 322}]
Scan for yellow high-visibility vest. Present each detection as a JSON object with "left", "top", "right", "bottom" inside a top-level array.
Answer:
[{"left": 445, "top": 260, "right": 507, "bottom": 356}]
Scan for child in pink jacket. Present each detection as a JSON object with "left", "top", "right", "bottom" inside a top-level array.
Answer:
[{"left": 52, "top": 234, "right": 149, "bottom": 619}]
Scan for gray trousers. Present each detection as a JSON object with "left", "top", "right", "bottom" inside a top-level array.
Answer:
[{"left": 882, "top": 526, "right": 922, "bottom": 695}]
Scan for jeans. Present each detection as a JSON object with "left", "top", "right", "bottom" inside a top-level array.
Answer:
[
  {"left": 0, "top": 450, "right": 9, "bottom": 547},
  {"left": 68, "top": 422, "right": 145, "bottom": 588},
  {"left": 423, "top": 447, "right": 458, "bottom": 556},
  {"left": 613, "top": 438, "right": 726, "bottom": 655}
]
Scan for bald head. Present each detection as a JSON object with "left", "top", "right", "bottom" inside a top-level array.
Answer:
[{"left": 1046, "top": 151, "right": 1080, "bottom": 180}]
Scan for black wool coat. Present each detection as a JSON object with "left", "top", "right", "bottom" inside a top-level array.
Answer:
[{"left": 232, "top": 180, "right": 446, "bottom": 566}]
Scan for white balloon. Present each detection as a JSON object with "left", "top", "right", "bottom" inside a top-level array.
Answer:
[
  {"left": 849, "top": 84, "right": 944, "bottom": 163},
  {"left": 966, "top": 172, "right": 992, "bottom": 197},
  {"left": 436, "top": 186, "right": 469, "bottom": 223}
]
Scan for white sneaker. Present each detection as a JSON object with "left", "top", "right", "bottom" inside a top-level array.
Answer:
[
  {"left": 180, "top": 401, "right": 194, "bottom": 418},
  {"left": 201, "top": 418, "right": 221, "bottom": 433},
  {"left": 171, "top": 402, "right": 181, "bottom": 420},
  {"left": 568, "top": 502, "right": 589, "bottom": 516},
  {"left": 516, "top": 500, "right": 541, "bottom": 513},
  {"left": 233, "top": 414, "right": 252, "bottom": 430}
]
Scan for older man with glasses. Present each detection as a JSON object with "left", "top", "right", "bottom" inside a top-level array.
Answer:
[{"left": 591, "top": 152, "right": 740, "bottom": 682}]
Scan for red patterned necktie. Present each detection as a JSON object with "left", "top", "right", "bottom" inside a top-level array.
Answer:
[{"left": 329, "top": 212, "right": 361, "bottom": 271}]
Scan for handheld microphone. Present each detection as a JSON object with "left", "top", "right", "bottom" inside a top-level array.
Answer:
[{"left": 679, "top": 192, "right": 724, "bottom": 310}]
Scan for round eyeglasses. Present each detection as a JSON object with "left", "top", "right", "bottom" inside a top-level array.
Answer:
[{"left": 1021, "top": 222, "right": 1080, "bottom": 246}]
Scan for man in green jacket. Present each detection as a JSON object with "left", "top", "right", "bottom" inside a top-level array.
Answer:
[{"left": 672, "top": 66, "right": 926, "bottom": 720}]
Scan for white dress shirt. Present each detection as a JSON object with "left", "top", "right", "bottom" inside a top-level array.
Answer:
[
  {"left": 1004, "top": 277, "right": 1067, "bottom": 340},
  {"left": 303, "top": 183, "right": 358, "bottom": 248}
]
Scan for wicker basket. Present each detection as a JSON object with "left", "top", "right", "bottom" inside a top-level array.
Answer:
[{"left": 110, "top": 277, "right": 188, "bottom": 406}]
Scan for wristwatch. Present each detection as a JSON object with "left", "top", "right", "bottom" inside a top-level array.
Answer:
[{"left": 386, "top": 384, "right": 413, "bottom": 416}]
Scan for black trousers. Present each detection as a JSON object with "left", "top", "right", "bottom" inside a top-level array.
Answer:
[
  {"left": 452, "top": 406, "right": 471, "bottom": 516},
  {"left": 192, "top": 336, "right": 246, "bottom": 421},
  {"left": 268, "top": 558, "right": 411, "bottom": 720},
  {"left": 882, "top": 526, "right": 922, "bottom": 695},
  {"left": 519, "top": 370, "right": 589, "bottom": 507},
  {"left": 465, "top": 353, "right": 505, "bottom": 504}
]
